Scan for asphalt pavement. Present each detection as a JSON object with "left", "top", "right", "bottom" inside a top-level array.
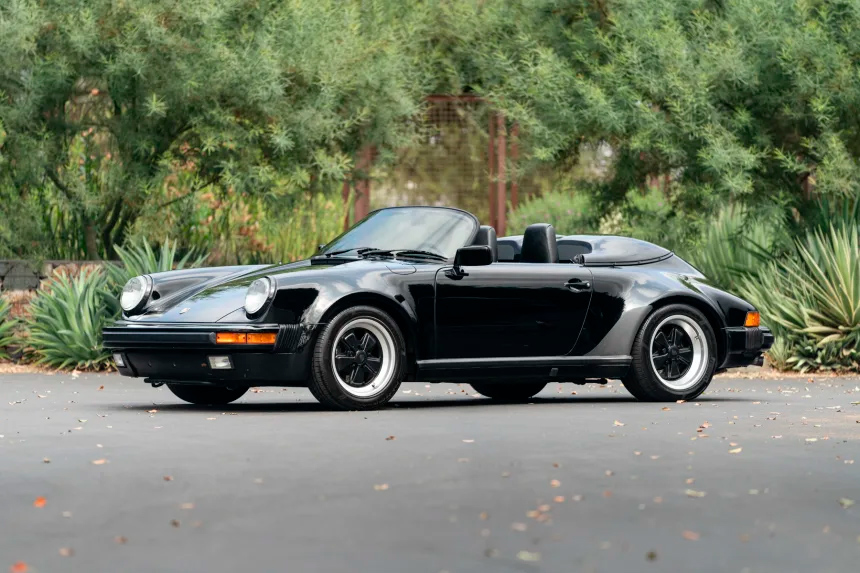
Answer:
[{"left": 2, "top": 372, "right": 859, "bottom": 573}]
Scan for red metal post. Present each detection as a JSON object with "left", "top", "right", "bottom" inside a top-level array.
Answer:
[
  {"left": 510, "top": 123, "right": 519, "bottom": 210},
  {"left": 341, "top": 179, "right": 351, "bottom": 231},
  {"left": 487, "top": 112, "right": 497, "bottom": 229},
  {"left": 496, "top": 114, "right": 507, "bottom": 237}
]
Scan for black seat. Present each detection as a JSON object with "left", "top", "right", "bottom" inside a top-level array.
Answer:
[
  {"left": 472, "top": 225, "right": 498, "bottom": 262},
  {"left": 521, "top": 223, "right": 558, "bottom": 263}
]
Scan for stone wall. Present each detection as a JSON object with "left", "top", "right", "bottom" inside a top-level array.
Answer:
[{"left": 0, "top": 260, "right": 111, "bottom": 292}]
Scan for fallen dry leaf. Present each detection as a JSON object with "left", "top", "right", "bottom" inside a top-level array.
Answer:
[
  {"left": 613, "top": 420, "right": 625, "bottom": 427},
  {"left": 42, "top": 458, "right": 50, "bottom": 464},
  {"left": 661, "top": 407, "right": 671, "bottom": 411},
  {"left": 9, "top": 562, "right": 28, "bottom": 573},
  {"left": 839, "top": 498, "right": 855, "bottom": 509},
  {"left": 385, "top": 436, "right": 396, "bottom": 441},
  {"left": 58, "top": 547, "right": 73, "bottom": 557},
  {"left": 554, "top": 496, "right": 565, "bottom": 503},
  {"left": 685, "top": 489, "right": 706, "bottom": 498},
  {"left": 33, "top": 497, "right": 46, "bottom": 508},
  {"left": 479, "top": 512, "right": 488, "bottom": 520},
  {"left": 180, "top": 502, "right": 194, "bottom": 510},
  {"left": 147, "top": 409, "right": 158, "bottom": 414},
  {"left": 511, "top": 522, "right": 527, "bottom": 532},
  {"left": 550, "top": 479, "right": 561, "bottom": 487},
  {"left": 92, "top": 459, "right": 107, "bottom": 465},
  {"left": 170, "top": 519, "right": 180, "bottom": 528},
  {"left": 805, "top": 438, "right": 818, "bottom": 443},
  {"left": 682, "top": 530, "right": 700, "bottom": 541},
  {"left": 462, "top": 439, "right": 474, "bottom": 443},
  {"left": 98, "top": 385, "right": 104, "bottom": 391},
  {"left": 114, "top": 536, "right": 127, "bottom": 544},
  {"left": 163, "top": 476, "right": 173, "bottom": 482},
  {"left": 517, "top": 550, "right": 541, "bottom": 562},
  {"left": 729, "top": 447, "right": 743, "bottom": 454},
  {"left": 373, "top": 483, "right": 389, "bottom": 491}
]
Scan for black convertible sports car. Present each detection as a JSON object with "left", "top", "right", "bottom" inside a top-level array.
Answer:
[{"left": 104, "top": 206, "right": 773, "bottom": 409}]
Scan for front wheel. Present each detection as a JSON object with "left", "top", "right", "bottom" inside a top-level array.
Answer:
[
  {"left": 622, "top": 304, "right": 717, "bottom": 402},
  {"left": 470, "top": 382, "right": 547, "bottom": 402},
  {"left": 309, "top": 305, "right": 406, "bottom": 410},
  {"left": 167, "top": 384, "right": 249, "bottom": 405}
]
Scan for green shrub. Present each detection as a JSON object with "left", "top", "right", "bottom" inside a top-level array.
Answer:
[
  {"left": 0, "top": 297, "right": 17, "bottom": 360},
  {"left": 107, "top": 237, "right": 208, "bottom": 290},
  {"left": 264, "top": 192, "right": 352, "bottom": 262},
  {"left": 598, "top": 187, "right": 704, "bottom": 254},
  {"left": 688, "top": 206, "right": 789, "bottom": 292},
  {"left": 739, "top": 225, "right": 860, "bottom": 372},
  {"left": 25, "top": 267, "right": 114, "bottom": 370},
  {"left": 508, "top": 190, "right": 597, "bottom": 235}
]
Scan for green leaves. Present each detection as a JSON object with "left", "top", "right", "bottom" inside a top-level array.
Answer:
[
  {"left": 24, "top": 267, "right": 114, "bottom": 370},
  {"left": 0, "top": 297, "right": 17, "bottom": 360},
  {"left": 739, "top": 224, "right": 860, "bottom": 372},
  {"left": 106, "top": 236, "right": 208, "bottom": 291}
]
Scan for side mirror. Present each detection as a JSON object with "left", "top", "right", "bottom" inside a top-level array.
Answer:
[
  {"left": 317, "top": 244, "right": 326, "bottom": 252},
  {"left": 452, "top": 245, "right": 493, "bottom": 277}
]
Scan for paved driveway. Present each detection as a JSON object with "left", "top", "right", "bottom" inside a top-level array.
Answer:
[{"left": 2, "top": 373, "right": 859, "bottom": 572}]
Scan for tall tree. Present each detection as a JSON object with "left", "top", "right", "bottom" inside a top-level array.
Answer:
[{"left": 0, "top": 0, "right": 422, "bottom": 258}]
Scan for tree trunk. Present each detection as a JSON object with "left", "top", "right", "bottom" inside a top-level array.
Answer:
[{"left": 84, "top": 223, "right": 100, "bottom": 260}]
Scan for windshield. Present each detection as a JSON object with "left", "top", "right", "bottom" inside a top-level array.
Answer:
[{"left": 320, "top": 207, "right": 478, "bottom": 259}]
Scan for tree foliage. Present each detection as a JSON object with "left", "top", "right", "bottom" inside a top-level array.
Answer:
[{"left": 3, "top": 0, "right": 860, "bottom": 261}]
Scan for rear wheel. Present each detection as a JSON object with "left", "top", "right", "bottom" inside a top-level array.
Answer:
[
  {"left": 167, "top": 384, "right": 249, "bottom": 405},
  {"left": 309, "top": 305, "right": 406, "bottom": 410},
  {"left": 622, "top": 304, "right": 717, "bottom": 402},
  {"left": 470, "top": 382, "right": 547, "bottom": 402}
]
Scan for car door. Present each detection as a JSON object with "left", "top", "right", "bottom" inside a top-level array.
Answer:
[{"left": 433, "top": 262, "right": 593, "bottom": 359}]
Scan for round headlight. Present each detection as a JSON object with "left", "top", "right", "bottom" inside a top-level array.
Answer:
[
  {"left": 120, "top": 275, "right": 152, "bottom": 313},
  {"left": 245, "top": 277, "right": 273, "bottom": 316}
]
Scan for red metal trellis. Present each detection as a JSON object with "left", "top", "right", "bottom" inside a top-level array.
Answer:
[{"left": 343, "top": 95, "right": 519, "bottom": 236}]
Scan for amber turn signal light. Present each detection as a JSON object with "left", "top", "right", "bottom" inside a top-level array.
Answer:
[
  {"left": 246, "top": 333, "right": 277, "bottom": 344},
  {"left": 216, "top": 332, "right": 276, "bottom": 345},
  {"left": 744, "top": 311, "right": 761, "bottom": 327},
  {"left": 216, "top": 332, "right": 247, "bottom": 344}
]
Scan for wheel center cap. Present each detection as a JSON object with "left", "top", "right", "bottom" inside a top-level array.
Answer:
[
  {"left": 670, "top": 346, "right": 679, "bottom": 356},
  {"left": 355, "top": 350, "right": 367, "bottom": 364}
]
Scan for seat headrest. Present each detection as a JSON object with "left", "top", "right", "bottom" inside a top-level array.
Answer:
[
  {"left": 472, "top": 225, "right": 498, "bottom": 262},
  {"left": 521, "top": 223, "right": 558, "bottom": 263}
]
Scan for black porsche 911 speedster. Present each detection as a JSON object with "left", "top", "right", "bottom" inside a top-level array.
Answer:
[{"left": 103, "top": 206, "right": 773, "bottom": 410}]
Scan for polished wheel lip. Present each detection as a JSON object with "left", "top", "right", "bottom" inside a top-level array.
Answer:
[
  {"left": 331, "top": 317, "right": 396, "bottom": 398},
  {"left": 649, "top": 315, "right": 708, "bottom": 391}
]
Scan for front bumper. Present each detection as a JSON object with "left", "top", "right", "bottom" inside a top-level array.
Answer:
[
  {"left": 103, "top": 322, "right": 318, "bottom": 386},
  {"left": 720, "top": 326, "right": 774, "bottom": 369}
]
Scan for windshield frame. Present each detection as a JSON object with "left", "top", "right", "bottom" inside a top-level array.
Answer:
[{"left": 318, "top": 206, "right": 480, "bottom": 261}]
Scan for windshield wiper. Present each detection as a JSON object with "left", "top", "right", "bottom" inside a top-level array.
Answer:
[
  {"left": 322, "top": 247, "right": 377, "bottom": 258},
  {"left": 361, "top": 249, "right": 448, "bottom": 262}
]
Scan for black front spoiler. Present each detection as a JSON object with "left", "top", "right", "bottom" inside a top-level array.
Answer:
[{"left": 104, "top": 321, "right": 319, "bottom": 386}]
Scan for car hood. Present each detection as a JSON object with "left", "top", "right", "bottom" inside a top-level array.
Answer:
[{"left": 131, "top": 258, "right": 417, "bottom": 323}]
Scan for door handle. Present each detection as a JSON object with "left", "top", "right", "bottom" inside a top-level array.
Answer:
[{"left": 565, "top": 279, "right": 591, "bottom": 292}]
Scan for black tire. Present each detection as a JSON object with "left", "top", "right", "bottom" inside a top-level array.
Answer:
[
  {"left": 470, "top": 382, "right": 547, "bottom": 402},
  {"left": 622, "top": 304, "right": 717, "bottom": 402},
  {"left": 310, "top": 305, "right": 406, "bottom": 410},
  {"left": 167, "top": 384, "right": 249, "bottom": 405}
]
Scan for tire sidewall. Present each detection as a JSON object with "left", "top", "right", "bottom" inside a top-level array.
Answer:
[
  {"left": 312, "top": 305, "right": 406, "bottom": 409},
  {"left": 633, "top": 304, "right": 717, "bottom": 401}
]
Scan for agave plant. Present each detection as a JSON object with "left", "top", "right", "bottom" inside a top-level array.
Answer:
[
  {"left": 0, "top": 297, "right": 17, "bottom": 360},
  {"left": 106, "top": 236, "right": 208, "bottom": 290},
  {"left": 689, "top": 206, "right": 788, "bottom": 292},
  {"left": 739, "top": 224, "right": 860, "bottom": 371},
  {"left": 25, "top": 267, "right": 114, "bottom": 370}
]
